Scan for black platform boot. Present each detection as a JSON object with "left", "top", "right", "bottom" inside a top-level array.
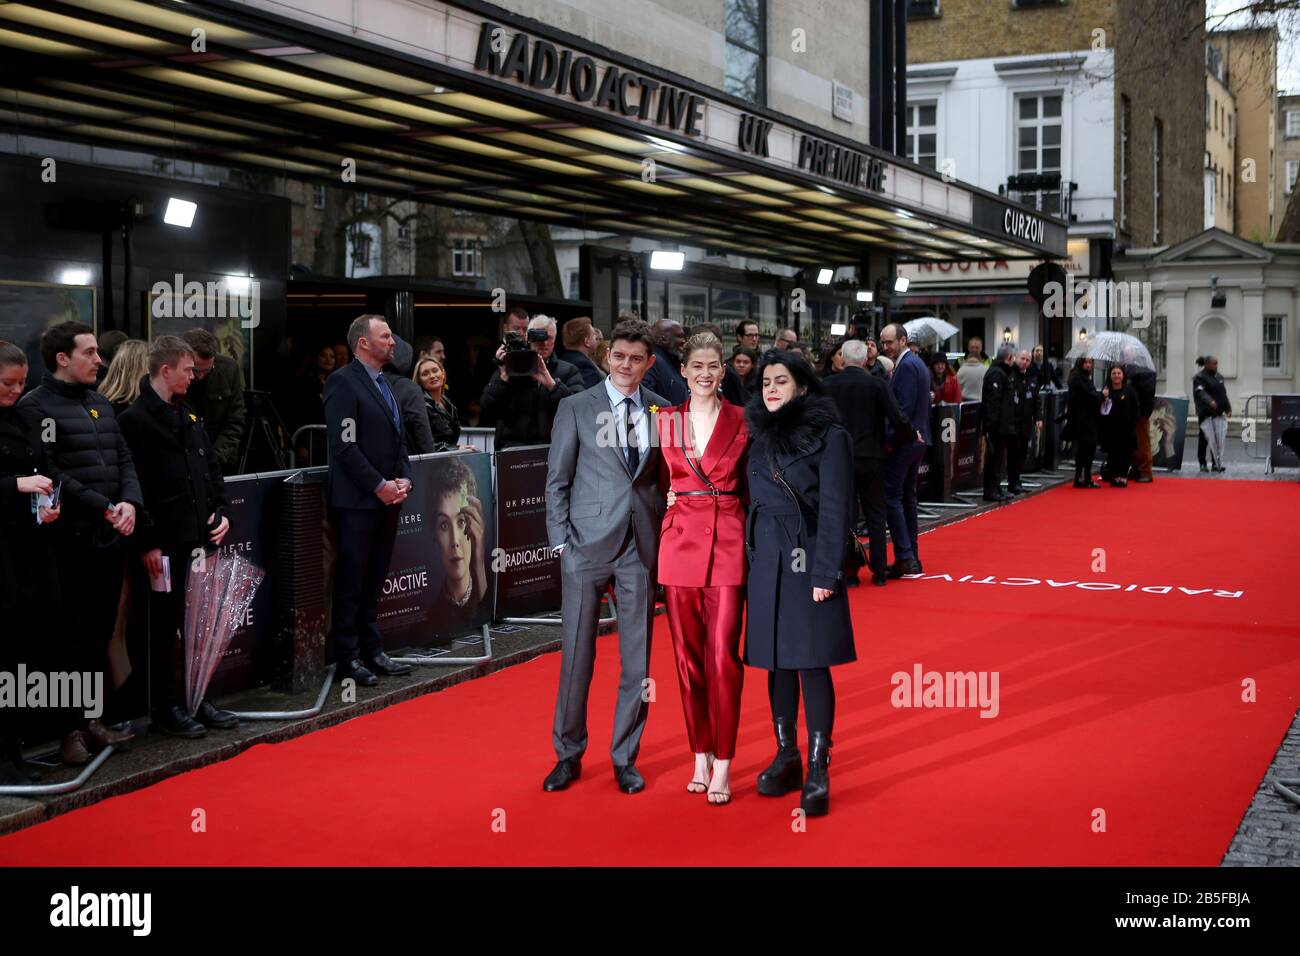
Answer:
[
  {"left": 800, "top": 732, "right": 832, "bottom": 817},
  {"left": 756, "top": 717, "right": 803, "bottom": 796}
]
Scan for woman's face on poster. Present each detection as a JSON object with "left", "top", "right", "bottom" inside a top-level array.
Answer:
[{"left": 436, "top": 489, "right": 471, "bottom": 582}]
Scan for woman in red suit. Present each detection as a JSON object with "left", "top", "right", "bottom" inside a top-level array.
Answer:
[{"left": 658, "top": 332, "right": 749, "bottom": 805}]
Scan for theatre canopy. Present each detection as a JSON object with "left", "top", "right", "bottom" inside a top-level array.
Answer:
[{"left": 0, "top": 0, "right": 1068, "bottom": 266}]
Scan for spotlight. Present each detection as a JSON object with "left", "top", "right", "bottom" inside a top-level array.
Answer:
[
  {"left": 1078, "top": 328, "right": 1088, "bottom": 341},
  {"left": 164, "top": 197, "right": 197, "bottom": 228},
  {"left": 816, "top": 268, "right": 834, "bottom": 285},
  {"left": 894, "top": 276, "right": 910, "bottom": 293},
  {"left": 224, "top": 275, "right": 251, "bottom": 295},
  {"left": 856, "top": 290, "right": 874, "bottom": 302},
  {"left": 60, "top": 269, "right": 89, "bottom": 285},
  {"left": 649, "top": 250, "right": 684, "bottom": 271},
  {"left": 830, "top": 323, "right": 847, "bottom": 336},
  {"left": 1002, "top": 326, "right": 1013, "bottom": 343}
]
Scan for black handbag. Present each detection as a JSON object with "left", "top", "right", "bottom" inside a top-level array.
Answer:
[{"left": 771, "top": 466, "right": 868, "bottom": 577}]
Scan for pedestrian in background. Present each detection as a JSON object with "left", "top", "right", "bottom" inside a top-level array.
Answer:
[{"left": 1193, "top": 355, "right": 1231, "bottom": 473}]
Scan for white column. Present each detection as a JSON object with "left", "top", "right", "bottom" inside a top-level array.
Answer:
[
  {"left": 1164, "top": 290, "right": 1186, "bottom": 398},
  {"left": 1240, "top": 288, "right": 1265, "bottom": 410}
]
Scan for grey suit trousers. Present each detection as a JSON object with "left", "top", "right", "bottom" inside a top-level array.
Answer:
[{"left": 553, "top": 523, "right": 657, "bottom": 767}]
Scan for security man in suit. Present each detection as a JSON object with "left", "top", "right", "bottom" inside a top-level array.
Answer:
[{"left": 323, "top": 315, "right": 415, "bottom": 687}]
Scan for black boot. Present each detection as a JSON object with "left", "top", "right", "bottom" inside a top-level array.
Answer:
[
  {"left": 1, "top": 735, "right": 39, "bottom": 783},
  {"left": 800, "top": 732, "right": 832, "bottom": 817},
  {"left": 756, "top": 717, "right": 803, "bottom": 796}
]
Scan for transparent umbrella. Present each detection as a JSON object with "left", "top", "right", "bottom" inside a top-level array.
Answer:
[
  {"left": 183, "top": 549, "right": 265, "bottom": 715},
  {"left": 903, "top": 316, "right": 959, "bottom": 347},
  {"left": 1066, "top": 331, "right": 1154, "bottom": 370}
]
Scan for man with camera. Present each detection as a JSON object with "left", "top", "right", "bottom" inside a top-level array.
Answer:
[{"left": 480, "top": 315, "right": 583, "bottom": 449}]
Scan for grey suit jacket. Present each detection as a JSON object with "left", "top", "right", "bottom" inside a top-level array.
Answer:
[{"left": 545, "top": 382, "right": 668, "bottom": 569}]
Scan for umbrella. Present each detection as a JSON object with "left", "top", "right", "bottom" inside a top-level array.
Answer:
[
  {"left": 183, "top": 549, "right": 265, "bottom": 716},
  {"left": 1066, "top": 331, "right": 1154, "bottom": 370},
  {"left": 904, "top": 316, "right": 959, "bottom": 347}
]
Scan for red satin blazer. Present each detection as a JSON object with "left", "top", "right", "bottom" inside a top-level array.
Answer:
[{"left": 656, "top": 398, "right": 749, "bottom": 587}]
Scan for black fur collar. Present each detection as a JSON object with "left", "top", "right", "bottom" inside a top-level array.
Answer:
[{"left": 745, "top": 393, "right": 840, "bottom": 461}]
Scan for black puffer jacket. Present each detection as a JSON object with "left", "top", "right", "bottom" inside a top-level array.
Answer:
[
  {"left": 981, "top": 360, "right": 1017, "bottom": 438},
  {"left": 0, "top": 406, "right": 60, "bottom": 609},
  {"left": 16, "top": 374, "right": 143, "bottom": 536}
]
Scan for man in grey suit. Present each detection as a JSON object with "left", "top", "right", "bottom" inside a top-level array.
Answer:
[{"left": 543, "top": 319, "right": 667, "bottom": 794}]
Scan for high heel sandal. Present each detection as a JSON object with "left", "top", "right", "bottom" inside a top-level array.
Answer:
[{"left": 686, "top": 754, "right": 713, "bottom": 794}]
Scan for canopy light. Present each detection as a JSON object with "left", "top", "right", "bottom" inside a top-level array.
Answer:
[
  {"left": 894, "top": 276, "right": 910, "bottom": 293},
  {"left": 816, "top": 268, "right": 834, "bottom": 285},
  {"left": 224, "top": 275, "right": 252, "bottom": 295},
  {"left": 60, "top": 269, "right": 89, "bottom": 285},
  {"left": 649, "top": 250, "right": 685, "bottom": 271},
  {"left": 856, "top": 290, "right": 874, "bottom": 302},
  {"left": 830, "top": 323, "right": 848, "bottom": 336},
  {"left": 164, "top": 197, "right": 197, "bottom": 228}
]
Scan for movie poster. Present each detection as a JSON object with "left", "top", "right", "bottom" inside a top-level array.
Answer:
[
  {"left": 494, "top": 444, "right": 561, "bottom": 617},
  {"left": 0, "top": 281, "right": 95, "bottom": 385},
  {"left": 1149, "top": 395, "right": 1189, "bottom": 471}
]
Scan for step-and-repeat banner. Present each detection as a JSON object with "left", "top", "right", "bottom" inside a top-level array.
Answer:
[{"left": 493, "top": 445, "right": 562, "bottom": 618}]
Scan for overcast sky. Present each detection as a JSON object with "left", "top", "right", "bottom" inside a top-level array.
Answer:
[{"left": 1207, "top": 0, "right": 1300, "bottom": 94}]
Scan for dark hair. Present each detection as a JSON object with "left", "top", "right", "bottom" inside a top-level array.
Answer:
[
  {"left": 609, "top": 318, "right": 655, "bottom": 353},
  {"left": 756, "top": 350, "right": 824, "bottom": 397},
  {"left": 930, "top": 350, "right": 950, "bottom": 370},
  {"left": 41, "top": 321, "right": 94, "bottom": 372},
  {"left": 429, "top": 455, "right": 476, "bottom": 505},
  {"left": 1195, "top": 355, "right": 1206, "bottom": 367},
  {"left": 820, "top": 340, "right": 844, "bottom": 376},
  {"left": 506, "top": 305, "right": 529, "bottom": 322},
  {"left": 97, "top": 329, "right": 129, "bottom": 364},
  {"left": 731, "top": 345, "right": 759, "bottom": 365},
  {"left": 0, "top": 340, "right": 27, "bottom": 370},
  {"left": 1069, "top": 356, "right": 1091, "bottom": 379},
  {"left": 182, "top": 327, "right": 220, "bottom": 359},
  {"left": 1107, "top": 364, "right": 1128, "bottom": 387},
  {"left": 148, "top": 335, "right": 196, "bottom": 376},
  {"left": 735, "top": 319, "right": 758, "bottom": 339}
]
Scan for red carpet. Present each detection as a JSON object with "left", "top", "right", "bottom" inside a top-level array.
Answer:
[{"left": 2, "top": 478, "right": 1296, "bottom": 866}]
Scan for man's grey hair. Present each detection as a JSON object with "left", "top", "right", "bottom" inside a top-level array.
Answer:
[
  {"left": 841, "top": 339, "right": 869, "bottom": 366},
  {"left": 996, "top": 344, "right": 1016, "bottom": 363},
  {"left": 529, "top": 314, "right": 557, "bottom": 334}
]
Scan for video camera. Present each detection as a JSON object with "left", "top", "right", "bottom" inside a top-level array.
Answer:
[{"left": 499, "top": 328, "right": 549, "bottom": 378}]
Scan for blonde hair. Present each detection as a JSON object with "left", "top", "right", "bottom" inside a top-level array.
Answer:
[
  {"left": 99, "top": 339, "right": 149, "bottom": 405},
  {"left": 413, "top": 355, "right": 449, "bottom": 394},
  {"left": 681, "top": 332, "right": 724, "bottom": 364}
]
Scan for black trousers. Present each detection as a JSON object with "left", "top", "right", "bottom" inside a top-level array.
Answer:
[
  {"left": 1197, "top": 429, "right": 1208, "bottom": 466},
  {"left": 1007, "top": 434, "right": 1027, "bottom": 490},
  {"left": 331, "top": 505, "right": 401, "bottom": 663},
  {"left": 983, "top": 434, "right": 1008, "bottom": 496},
  {"left": 769, "top": 668, "right": 835, "bottom": 737},
  {"left": 851, "top": 458, "right": 887, "bottom": 574},
  {"left": 144, "top": 546, "right": 195, "bottom": 715},
  {"left": 1074, "top": 442, "right": 1097, "bottom": 481},
  {"left": 53, "top": 532, "right": 125, "bottom": 730}
]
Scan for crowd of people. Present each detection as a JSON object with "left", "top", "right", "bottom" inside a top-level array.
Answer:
[{"left": 6, "top": 301, "right": 1214, "bottom": 801}]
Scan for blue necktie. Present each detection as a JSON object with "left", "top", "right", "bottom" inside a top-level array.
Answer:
[{"left": 376, "top": 373, "right": 400, "bottom": 430}]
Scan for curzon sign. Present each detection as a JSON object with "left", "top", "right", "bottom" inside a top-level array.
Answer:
[{"left": 1003, "top": 209, "right": 1045, "bottom": 245}]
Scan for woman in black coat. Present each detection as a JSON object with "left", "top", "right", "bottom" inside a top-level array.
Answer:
[
  {"left": 744, "top": 352, "right": 855, "bottom": 817},
  {"left": 0, "top": 341, "right": 62, "bottom": 783},
  {"left": 413, "top": 356, "right": 463, "bottom": 450},
  {"left": 1066, "top": 357, "right": 1102, "bottom": 488},
  {"left": 1099, "top": 364, "right": 1139, "bottom": 487}
]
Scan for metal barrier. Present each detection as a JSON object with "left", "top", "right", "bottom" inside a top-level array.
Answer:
[
  {"left": 392, "top": 625, "right": 494, "bottom": 666},
  {"left": 0, "top": 744, "right": 118, "bottom": 797},
  {"left": 1240, "top": 395, "right": 1272, "bottom": 463},
  {"left": 291, "top": 424, "right": 328, "bottom": 468}
]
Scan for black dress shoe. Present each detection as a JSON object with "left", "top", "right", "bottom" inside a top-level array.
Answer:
[
  {"left": 982, "top": 492, "right": 1009, "bottom": 502},
  {"left": 871, "top": 573, "right": 887, "bottom": 587},
  {"left": 1199, "top": 463, "right": 1209, "bottom": 472},
  {"left": 614, "top": 764, "right": 645, "bottom": 794},
  {"left": 365, "top": 652, "right": 412, "bottom": 677},
  {"left": 846, "top": 573, "right": 860, "bottom": 588},
  {"left": 543, "top": 758, "right": 581, "bottom": 791},
  {"left": 886, "top": 558, "right": 921, "bottom": 579},
  {"left": 340, "top": 659, "right": 378, "bottom": 687},
  {"left": 2, "top": 740, "right": 40, "bottom": 783},
  {"left": 1005, "top": 485, "right": 1026, "bottom": 495},
  {"left": 196, "top": 699, "right": 240, "bottom": 729},
  {"left": 151, "top": 706, "right": 207, "bottom": 739},
  {"left": 1134, "top": 475, "right": 1153, "bottom": 483}
]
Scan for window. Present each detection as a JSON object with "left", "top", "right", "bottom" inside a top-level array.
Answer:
[
  {"left": 1286, "top": 159, "right": 1299, "bottom": 195},
  {"left": 1152, "top": 117, "right": 1163, "bottom": 244},
  {"left": 1264, "top": 315, "right": 1285, "bottom": 372},
  {"left": 906, "top": 0, "right": 940, "bottom": 18},
  {"left": 1287, "top": 109, "right": 1300, "bottom": 138},
  {"left": 1120, "top": 95, "right": 1130, "bottom": 231},
  {"left": 566, "top": 270, "right": 581, "bottom": 299},
  {"left": 1016, "top": 93, "right": 1063, "bottom": 214},
  {"left": 451, "top": 238, "right": 484, "bottom": 277},
  {"left": 906, "top": 101, "right": 938, "bottom": 169},
  {"left": 311, "top": 184, "right": 325, "bottom": 209},
  {"left": 724, "top": 0, "right": 766, "bottom": 105},
  {"left": 397, "top": 224, "right": 411, "bottom": 245}
]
